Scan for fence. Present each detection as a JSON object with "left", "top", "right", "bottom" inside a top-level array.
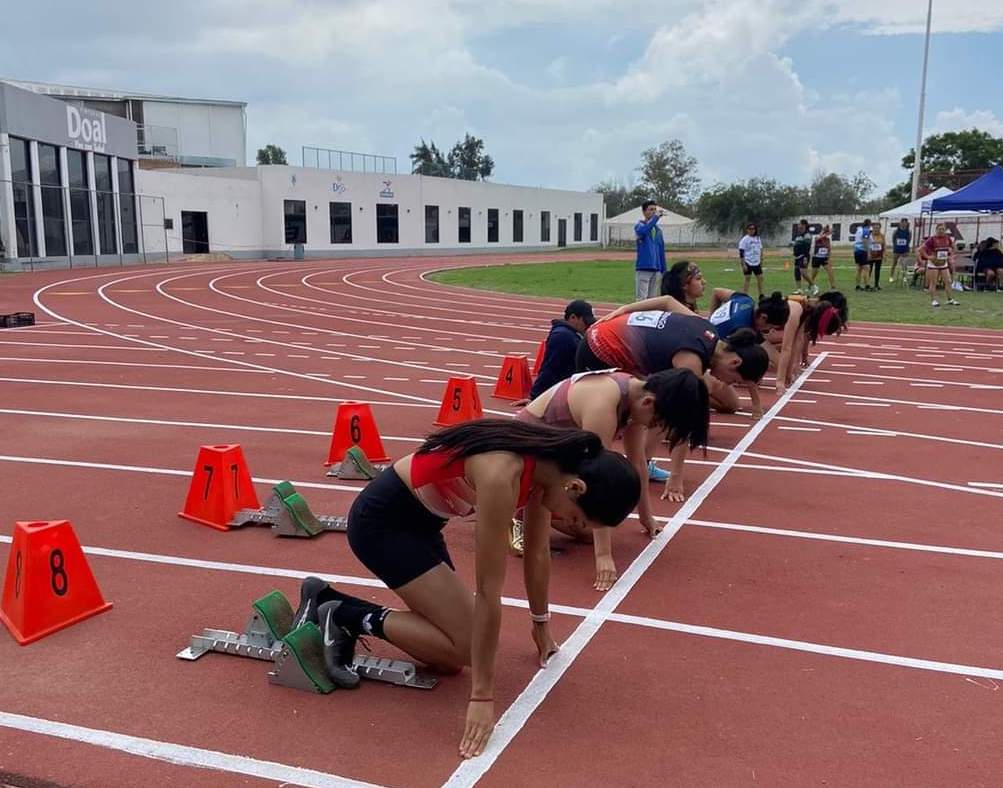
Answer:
[
  {"left": 301, "top": 146, "right": 397, "bottom": 174},
  {"left": 1, "top": 178, "right": 168, "bottom": 270}
]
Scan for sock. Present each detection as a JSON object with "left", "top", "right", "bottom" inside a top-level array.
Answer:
[
  {"left": 325, "top": 590, "right": 391, "bottom": 640},
  {"left": 794, "top": 266, "right": 802, "bottom": 284}
]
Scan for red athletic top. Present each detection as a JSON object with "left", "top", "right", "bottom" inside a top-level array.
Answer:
[
  {"left": 922, "top": 235, "right": 953, "bottom": 267},
  {"left": 409, "top": 451, "right": 537, "bottom": 519}
]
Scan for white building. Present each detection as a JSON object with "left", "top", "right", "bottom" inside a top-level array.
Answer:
[
  {"left": 3, "top": 78, "right": 246, "bottom": 169},
  {"left": 136, "top": 165, "right": 604, "bottom": 259}
]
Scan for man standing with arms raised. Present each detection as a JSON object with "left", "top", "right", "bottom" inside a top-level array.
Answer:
[{"left": 635, "top": 201, "right": 667, "bottom": 300}]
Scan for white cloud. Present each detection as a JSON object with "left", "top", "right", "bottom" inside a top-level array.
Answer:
[
  {"left": 929, "top": 108, "right": 1003, "bottom": 138},
  {"left": 820, "top": 0, "right": 1003, "bottom": 34}
]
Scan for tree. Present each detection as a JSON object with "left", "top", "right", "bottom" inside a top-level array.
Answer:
[
  {"left": 805, "top": 171, "right": 875, "bottom": 214},
  {"left": 695, "top": 178, "right": 802, "bottom": 237},
  {"left": 636, "top": 139, "right": 700, "bottom": 213},
  {"left": 447, "top": 133, "right": 494, "bottom": 181},
  {"left": 409, "top": 139, "right": 450, "bottom": 177},
  {"left": 591, "top": 178, "right": 647, "bottom": 218},
  {"left": 890, "top": 128, "right": 1003, "bottom": 197},
  {"left": 256, "top": 144, "right": 288, "bottom": 165}
]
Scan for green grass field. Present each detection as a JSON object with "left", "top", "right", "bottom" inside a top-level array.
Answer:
[{"left": 430, "top": 252, "right": 1003, "bottom": 329}]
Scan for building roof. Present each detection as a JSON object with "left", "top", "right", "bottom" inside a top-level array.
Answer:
[{"left": 0, "top": 77, "right": 246, "bottom": 108}]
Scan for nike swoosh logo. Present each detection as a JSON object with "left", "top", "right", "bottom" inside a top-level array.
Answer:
[{"left": 323, "top": 609, "right": 337, "bottom": 647}]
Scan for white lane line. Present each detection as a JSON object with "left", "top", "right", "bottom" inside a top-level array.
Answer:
[
  {"left": 852, "top": 381, "right": 884, "bottom": 386},
  {"left": 604, "top": 614, "right": 1003, "bottom": 683},
  {"left": 686, "top": 518, "right": 1003, "bottom": 560},
  {"left": 789, "top": 399, "right": 817, "bottom": 404},
  {"left": 879, "top": 365, "right": 906, "bottom": 370},
  {"left": 442, "top": 353, "right": 830, "bottom": 787},
  {"left": 846, "top": 430, "right": 896, "bottom": 436},
  {"left": 288, "top": 354, "right": 310, "bottom": 359},
  {"left": 778, "top": 426, "right": 821, "bottom": 432},
  {"left": 845, "top": 402, "right": 891, "bottom": 408},
  {"left": 910, "top": 383, "right": 944, "bottom": 388},
  {"left": 0, "top": 340, "right": 159, "bottom": 351},
  {"left": 0, "top": 356, "right": 265, "bottom": 374},
  {"left": 775, "top": 416, "right": 1003, "bottom": 451},
  {"left": 969, "top": 482, "right": 1003, "bottom": 490},
  {"left": 934, "top": 367, "right": 964, "bottom": 372},
  {"left": 385, "top": 377, "right": 410, "bottom": 382},
  {"left": 831, "top": 363, "right": 856, "bottom": 368},
  {"left": 805, "top": 388, "right": 1003, "bottom": 416},
  {"left": 0, "top": 711, "right": 382, "bottom": 788}
]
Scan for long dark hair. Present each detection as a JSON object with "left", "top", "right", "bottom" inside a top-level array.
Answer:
[
  {"left": 801, "top": 299, "right": 846, "bottom": 344},
  {"left": 643, "top": 368, "right": 709, "bottom": 450},
  {"left": 817, "top": 291, "right": 849, "bottom": 326},
  {"left": 418, "top": 419, "right": 640, "bottom": 527},
  {"left": 661, "top": 260, "right": 698, "bottom": 309},
  {"left": 724, "top": 328, "right": 769, "bottom": 381},
  {"left": 755, "top": 291, "right": 790, "bottom": 327}
]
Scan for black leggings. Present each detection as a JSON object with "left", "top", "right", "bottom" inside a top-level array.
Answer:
[
  {"left": 872, "top": 259, "right": 883, "bottom": 281},
  {"left": 347, "top": 467, "right": 451, "bottom": 589}
]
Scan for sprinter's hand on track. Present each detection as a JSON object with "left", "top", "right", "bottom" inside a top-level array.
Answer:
[
  {"left": 661, "top": 478, "right": 685, "bottom": 503},
  {"left": 594, "top": 556, "right": 618, "bottom": 591},
  {"left": 532, "top": 622, "right": 559, "bottom": 666},
  {"left": 460, "top": 701, "right": 495, "bottom": 759}
]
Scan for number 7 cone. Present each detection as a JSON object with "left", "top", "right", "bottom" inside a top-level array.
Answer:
[
  {"left": 1, "top": 520, "right": 112, "bottom": 645},
  {"left": 178, "top": 444, "right": 259, "bottom": 531}
]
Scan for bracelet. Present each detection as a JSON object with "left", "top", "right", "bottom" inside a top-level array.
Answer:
[
  {"left": 469, "top": 697, "right": 493, "bottom": 703},
  {"left": 530, "top": 611, "right": 551, "bottom": 623}
]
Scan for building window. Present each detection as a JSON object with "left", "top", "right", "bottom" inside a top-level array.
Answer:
[
  {"left": 540, "top": 211, "right": 551, "bottom": 243},
  {"left": 330, "top": 201, "right": 352, "bottom": 243},
  {"left": 117, "top": 159, "right": 138, "bottom": 254},
  {"left": 94, "top": 154, "right": 117, "bottom": 255},
  {"left": 284, "top": 200, "right": 306, "bottom": 244},
  {"left": 590, "top": 213, "right": 599, "bottom": 242},
  {"left": 458, "top": 206, "right": 471, "bottom": 243},
  {"left": 513, "top": 210, "right": 523, "bottom": 243},
  {"left": 487, "top": 208, "right": 499, "bottom": 243},
  {"left": 425, "top": 205, "right": 439, "bottom": 244},
  {"left": 573, "top": 212, "right": 582, "bottom": 242},
  {"left": 9, "top": 137, "right": 37, "bottom": 258},
  {"left": 66, "top": 150, "right": 93, "bottom": 256},
  {"left": 376, "top": 204, "right": 399, "bottom": 243},
  {"left": 37, "top": 144, "right": 67, "bottom": 257}
]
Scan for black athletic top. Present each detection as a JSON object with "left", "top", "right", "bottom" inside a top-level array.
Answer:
[{"left": 588, "top": 311, "right": 719, "bottom": 376}]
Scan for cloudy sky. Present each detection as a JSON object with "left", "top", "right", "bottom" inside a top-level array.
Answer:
[{"left": 2, "top": 0, "right": 1001, "bottom": 197}]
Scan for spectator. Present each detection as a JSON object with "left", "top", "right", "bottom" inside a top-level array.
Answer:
[
  {"left": 889, "top": 218, "right": 912, "bottom": 283},
  {"left": 738, "top": 222, "right": 764, "bottom": 298},
  {"left": 634, "top": 201, "right": 667, "bottom": 300},
  {"left": 853, "top": 219, "right": 873, "bottom": 291},
  {"left": 918, "top": 223, "right": 960, "bottom": 307},
  {"left": 527, "top": 299, "right": 596, "bottom": 401},
  {"left": 868, "top": 223, "right": 886, "bottom": 291},
  {"left": 791, "top": 219, "right": 812, "bottom": 295},
  {"left": 974, "top": 237, "right": 1003, "bottom": 291},
  {"left": 806, "top": 224, "right": 836, "bottom": 293}
]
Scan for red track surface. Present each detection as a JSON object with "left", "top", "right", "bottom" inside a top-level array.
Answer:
[{"left": 1, "top": 255, "right": 1002, "bottom": 787}]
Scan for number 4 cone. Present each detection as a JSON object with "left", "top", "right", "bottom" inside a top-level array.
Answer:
[
  {"left": 178, "top": 444, "right": 260, "bottom": 531},
  {"left": 325, "top": 402, "right": 390, "bottom": 466},
  {"left": 493, "top": 355, "right": 532, "bottom": 400},
  {"left": 0, "top": 520, "right": 112, "bottom": 645}
]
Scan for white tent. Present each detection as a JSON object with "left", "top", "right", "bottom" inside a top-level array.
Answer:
[
  {"left": 878, "top": 187, "right": 979, "bottom": 219},
  {"left": 604, "top": 205, "right": 694, "bottom": 226}
]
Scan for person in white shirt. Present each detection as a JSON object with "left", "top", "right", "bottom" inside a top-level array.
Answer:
[{"left": 737, "top": 223, "right": 764, "bottom": 298}]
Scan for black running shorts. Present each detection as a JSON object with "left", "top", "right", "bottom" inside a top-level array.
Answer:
[{"left": 347, "top": 467, "right": 452, "bottom": 589}]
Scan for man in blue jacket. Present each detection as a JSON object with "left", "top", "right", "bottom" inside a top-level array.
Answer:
[
  {"left": 635, "top": 201, "right": 667, "bottom": 300},
  {"left": 529, "top": 299, "right": 595, "bottom": 400}
]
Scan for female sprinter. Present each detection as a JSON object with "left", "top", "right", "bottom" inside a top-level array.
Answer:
[
  {"left": 661, "top": 260, "right": 706, "bottom": 312},
  {"left": 293, "top": 419, "right": 640, "bottom": 759},
  {"left": 918, "top": 223, "right": 960, "bottom": 308},
  {"left": 580, "top": 310, "right": 768, "bottom": 501},
  {"left": 774, "top": 293, "right": 847, "bottom": 393},
  {"left": 516, "top": 367, "right": 708, "bottom": 590}
]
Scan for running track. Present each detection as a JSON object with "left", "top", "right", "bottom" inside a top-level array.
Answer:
[{"left": 1, "top": 254, "right": 1002, "bottom": 787}]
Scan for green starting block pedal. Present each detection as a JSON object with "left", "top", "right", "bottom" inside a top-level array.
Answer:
[
  {"left": 227, "top": 482, "right": 348, "bottom": 538},
  {"left": 177, "top": 591, "right": 438, "bottom": 691},
  {"left": 326, "top": 446, "right": 389, "bottom": 480}
]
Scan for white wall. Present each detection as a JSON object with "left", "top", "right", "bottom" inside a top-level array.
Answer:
[{"left": 140, "top": 101, "right": 245, "bottom": 166}]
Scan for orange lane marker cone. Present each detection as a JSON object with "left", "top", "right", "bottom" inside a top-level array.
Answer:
[
  {"left": 434, "top": 377, "right": 483, "bottom": 427},
  {"left": 178, "top": 444, "right": 260, "bottom": 531},
  {"left": 532, "top": 340, "right": 547, "bottom": 376},
  {"left": 325, "top": 402, "right": 391, "bottom": 465},
  {"left": 493, "top": 355, "right": 533, "bottom": 401},
  {"left": 1, "top": 520, "right": 113, "bottom": 645}
]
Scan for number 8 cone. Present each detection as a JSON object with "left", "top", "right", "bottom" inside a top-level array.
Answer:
[
  {"left": 178, "top": 444, "right": 260, "bottom": 531},
  {"left": 0, "top": 520, "right": 112, "bottom": 645},
  {"left": 325, "top": 402, "right": 391, "bottom": 466},
  {"left": 434, "top": 377, "right": 483, "bottom": 427}
]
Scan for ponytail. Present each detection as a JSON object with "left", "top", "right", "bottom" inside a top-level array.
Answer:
[
  {"left": 755, "top": 291, "right": 790, "bottom": 327},
  {"left": 661, "top": 260, "right": 698, "bottom": 309},
  {"left": 419, "top": 418, "right": 601, "bottom": 473}
]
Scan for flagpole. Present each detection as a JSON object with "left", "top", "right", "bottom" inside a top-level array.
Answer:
[{"left": 911, "top": 0, "right": 934, "bottom": 201}]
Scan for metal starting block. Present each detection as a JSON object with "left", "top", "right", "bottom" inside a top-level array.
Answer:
[
  {"left": 176, "top": 590, "right": 437, "bottom": 692},
  {"left": 327, "top": 446, "right": 389, "bottom": 480},
  {"left": 227, "top": 481, "right": 348, "bottom": 537}
]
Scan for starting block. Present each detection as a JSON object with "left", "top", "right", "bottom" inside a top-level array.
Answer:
[
  {"left": 177, "top": 590, "right": 437, "bottom": 691},
  {"left": 326, "top": 446, "right": 389, "bottom": 480},
  {"left": 228, "top": 481, "right": 348, "bottom": 538}
]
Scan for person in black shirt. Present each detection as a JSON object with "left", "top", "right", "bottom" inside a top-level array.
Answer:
[
  {"left": 974, "top": 237, "right": 1003, "bottom": 290},
  {"left": 526, "top": 299, "right": 596, "bottom": 401},
  {"left": 889, "top": 218, "right": 912, "bottom": 283},
  {"left": 792, "top": 219, "right": 812, "bottom": 295}
]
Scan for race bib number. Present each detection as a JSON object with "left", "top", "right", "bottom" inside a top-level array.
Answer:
[
  {"left": 895, "top": 240, "right": 907, "bottom": 250},
  {"left": 709, "top": 303, "right": 731, "bottom": 325},
  {"left": 870, "top": 243, "right": 882, "bottom": 252},
  {"left": 936, "top": 250, "right": 949, "bottom": 260},
  {"left": 627, "top": 310, "right": 668, "bottom": 329},
  {"left": 816, "top": 247, "right": 829, "bottom": 258}
]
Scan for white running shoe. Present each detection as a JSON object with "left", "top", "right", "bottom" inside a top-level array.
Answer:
[
  {"left": 947, "top": 298, "right": 960, "bottom": 305},
  {"left": 931, "top": 299, "right": 940, "bottom": 307}
]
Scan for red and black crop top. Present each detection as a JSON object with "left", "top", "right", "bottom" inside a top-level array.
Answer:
[{"left": 409, "top": 451, "right": 537, "bottom": 519}]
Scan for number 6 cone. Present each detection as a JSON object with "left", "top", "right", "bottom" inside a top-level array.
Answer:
[
  {"left": 1, "top": 520, "right": 112, "bottom": 645},
  {"left": 178, "top": 444, "right": 260, "bottom": 531},
  {"left": 325, "top": 402, "right": 390, "bottom": 465}
]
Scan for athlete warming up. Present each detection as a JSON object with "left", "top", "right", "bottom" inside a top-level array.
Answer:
[
  {"left": 580, "top": 310, "right": 768, "bottom": 500},
  {"left": 292, "top": 419, "right": 640, "bottom": 759},
  {"left": 516, "top": 368, "right": 708, "bottom": 590}
]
